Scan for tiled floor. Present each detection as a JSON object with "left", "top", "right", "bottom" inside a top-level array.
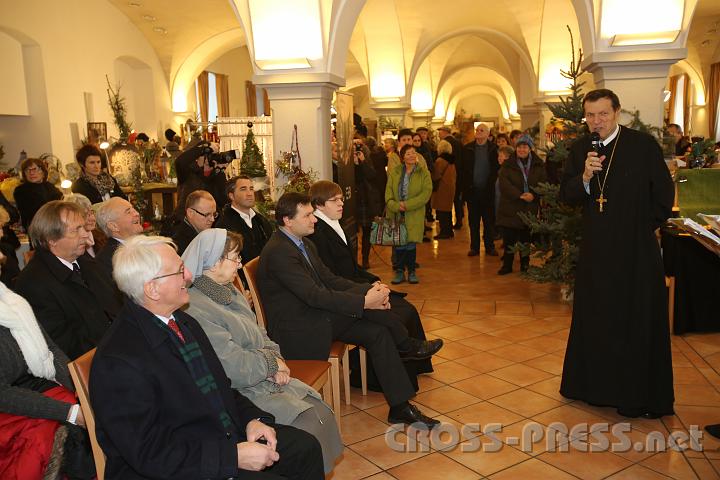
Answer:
[{"left": 325, "top": 222, "right": 720, "bottom": 479}]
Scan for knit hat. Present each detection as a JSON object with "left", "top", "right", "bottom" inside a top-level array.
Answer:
[{"left": 515, "top": 134, "right": 534, "bottom": 149}]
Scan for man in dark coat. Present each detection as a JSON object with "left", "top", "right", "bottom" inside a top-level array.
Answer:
[
  {"left": 559, "top": 89, "right": 675, "bottom": 418},
  {"left": 257, "top": 193, "right": 442, "bottom": 428},
  {"left": 461, "top": 123, "right": 499, "bottom": 256},
  {"left": 216, "top": 176, "right": 274, "bottom": 263},
  {"left": 14, "top": 201, "right": 123, "bottom": 360},
  {"left": 164, "top": 190, "right": 217, "bottom": 254},
  {"left": 174, "top": 142, "right": 228, "bottom": 219},
  {"left": 95, "top": 197, "right": 144, "bottom": 276},
  {"left": 91, "top": 235, "right": 323, "bottom": 479}
]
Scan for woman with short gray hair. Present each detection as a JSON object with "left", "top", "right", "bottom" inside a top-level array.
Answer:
[{"left": 63, "top": 193, "right": 101, "bottom": 257}]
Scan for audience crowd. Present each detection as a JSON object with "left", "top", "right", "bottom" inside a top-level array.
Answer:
[{"left": 0, "top": 122, "right": 546, "bottom": 479}]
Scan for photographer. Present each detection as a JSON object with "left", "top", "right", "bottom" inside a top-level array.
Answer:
[{"left": 174, "top": 141, "right": 232, "bottom": 219}]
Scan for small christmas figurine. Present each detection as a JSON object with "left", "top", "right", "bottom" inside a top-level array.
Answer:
[{"left": 241, "top": 122, "right": 268, "bottom": 178}]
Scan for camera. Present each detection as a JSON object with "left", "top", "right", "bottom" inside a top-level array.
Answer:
[
  {"left": 199, "top": 142, "right": 239, "bottom": 169},
  {"left": 354, "top": 143, "right": 363, "bottom": 152}
]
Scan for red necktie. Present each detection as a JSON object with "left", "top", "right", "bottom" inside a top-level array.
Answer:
[{"left": 168, "top": 318, "right": 186, "bottom": 344}]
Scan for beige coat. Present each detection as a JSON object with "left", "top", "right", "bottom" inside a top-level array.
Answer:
[{"left": 431, "top": 153, "right": 456, "bottom": 211}]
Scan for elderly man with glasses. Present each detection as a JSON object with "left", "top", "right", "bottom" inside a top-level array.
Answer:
[
  {"left": 166, "top": 189, "right": 218, "bottom": 254},
  {"left": 90, "top": 235, "right": 324, "bottom": 479}
]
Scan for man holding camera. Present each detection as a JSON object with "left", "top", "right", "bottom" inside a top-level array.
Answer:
[{"left": 174, "top": 141, "right": 233, "bottom": 218}]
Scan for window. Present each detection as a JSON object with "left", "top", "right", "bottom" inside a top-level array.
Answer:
[{"left": 195, "top": 71, "right": 219, "bottom": 124}]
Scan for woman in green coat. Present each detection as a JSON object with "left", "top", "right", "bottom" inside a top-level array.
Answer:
[{"left": 385, "top": 144, "right": 432, "bottom": 284}]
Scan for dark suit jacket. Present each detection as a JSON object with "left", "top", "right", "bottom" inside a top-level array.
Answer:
[
  {"left": 256, "top": 231, "right": 368, "bottom": 360},
  {"left": 306, "top": 218, "right": 378, "bottom": 284},
  {"left": 71, "top": 175, "right": 127, "bottom": 204},
  {"left": 215, "top": 205, "right": 273, "bottom": 262},
  {"left": 91, "top": 301, "right": 271, "bottom": 480},
  {"left": 461, "top": 141, "right": 500, "bottom": 199},
  {"left": 169, "top": 219, "right": 199, "bottom": 255},
  {"left": 95, "top": 237, "right": 121, "bottom": 276},
  {"left": 14, "top": 248, "right": 122, "bottom": 360},
  {"left": 13, "top": 181, "right": 63, "bottom": 231}
]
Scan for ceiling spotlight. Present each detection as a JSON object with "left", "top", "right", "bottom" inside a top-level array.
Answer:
[
  {"left": 143, "top": 15, "right": 156, "bottom": 21},
  {"left": 153, "top": 27, "right": 167, "bottom": 34}
]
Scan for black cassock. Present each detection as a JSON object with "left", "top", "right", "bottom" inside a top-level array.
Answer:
[{"left": 559, "top": 125, "right": 675, "bottom": 415}]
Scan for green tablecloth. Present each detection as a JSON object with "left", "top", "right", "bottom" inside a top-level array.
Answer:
[{"left": 677, "top": 168, "right": 720, "bottom": 220}]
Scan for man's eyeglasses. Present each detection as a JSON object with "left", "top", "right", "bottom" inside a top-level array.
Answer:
[
  {"left": 152, "top": 264, "right": 185, "bottom": 280},
  {"left": 191, "top": 207, "right": 219, "bottom": 220}
]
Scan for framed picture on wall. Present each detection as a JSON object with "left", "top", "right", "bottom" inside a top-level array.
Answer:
[{"left": 87, "top": 122, "right": 107, "bottom": 144}]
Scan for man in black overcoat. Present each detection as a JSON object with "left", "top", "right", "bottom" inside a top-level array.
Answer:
[
  {"left": 14, "top": 201, "right": 123, "bottom": 360},
  {"left": 559, "top": 89, "right": 675, "bottom": 418}
]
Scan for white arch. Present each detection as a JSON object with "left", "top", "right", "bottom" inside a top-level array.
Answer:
[
  {"left": 407, "top": 28, "right": 537, "bottom": 103},
  {"left": 675, "top": 59, "right": 706, "bottom": 105},
  {"left": 435, "top": 64, "right": 518, "bottom": 115},
  {"left": 170, "top": 28, "right": 246, "bottom": 112},
  {"left": 447, "top": 85, "right": 511, "bottom": 120},
  {"left": 326, "top": 0, "right": 366, "bottom": 76}
]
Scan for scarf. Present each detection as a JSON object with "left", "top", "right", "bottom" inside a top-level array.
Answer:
[
  {"left": 0, "top": 281, "right": 56, "bottom": 381},
  {"left": 81, "top": 171, "right": 116, "bottom": 198},
  {"left": 152, "top": 315, "right": 234, "bottom": 431},
  {"left": 192, "top": 275, "right": 236, "bottom": 306},
  {"left": 398, "top": 163, "right": 417, "bottom": 201},
  {"left": 181, "top": 228, "right": 227, "bottom": 281}
]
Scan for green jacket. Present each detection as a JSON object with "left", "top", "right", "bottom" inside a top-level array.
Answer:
[{"left": 385, "top": 163, "right": 432, "bottom": 243}]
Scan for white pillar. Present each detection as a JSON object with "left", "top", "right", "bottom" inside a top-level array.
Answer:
[
  {"left": 370, "top": 102, "right": 410, "bottom": 134},
  {"left": 584, "top": 54, "right": 683, "bottom": 130},
  {"left": 258, "top": 81, "right": 338, "bottom": 181}
]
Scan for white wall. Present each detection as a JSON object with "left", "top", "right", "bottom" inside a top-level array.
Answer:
[
  {"left": 457, "top": 94, "right": 503, "bottom": 124},
  {"left": 0, "top": 31, "right": 29, "bottom": 116},
  {"left": 195, "top": 46, "right": 255, "bottom": 118},
  {"left": 0, "top": 0, "right": 174, "bottom": 169}
]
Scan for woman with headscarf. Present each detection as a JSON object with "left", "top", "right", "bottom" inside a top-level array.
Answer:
[
  {"left": 0, "top": 250, "right": 95, "bottom": 479},
  {"left": 71, "top": 144, "right": 127, "bottom": 204},
  {"left": 496, "top": 134, "right": 547, "bottom": 275},
  {"left": 13, "top": 158, "right": 63, "bottom": 233},
  {"left": 181, "top": 229, "right": 342, "bottom": 473}
]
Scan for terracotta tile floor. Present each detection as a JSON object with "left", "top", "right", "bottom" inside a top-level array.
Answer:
[{"left": 325, "top": 224, "right": 720, "bottom": 479}]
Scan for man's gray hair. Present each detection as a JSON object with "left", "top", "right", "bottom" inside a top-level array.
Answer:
[
  {"left": 96, "top": 198, "right": 123, "bottom": 236},
  {"left": 113, "top": 235, "right": 176, "bottom": 304},
  {"left": 63, "top": 193, "right": 92, "bottom": 211}
]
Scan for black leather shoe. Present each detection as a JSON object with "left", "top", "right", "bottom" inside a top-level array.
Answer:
[
  {"left": 486, "top": 249, "right": 499, "bottom": 256},
  {"left": 497, "top": 266, "right": 512, "bottom": 275},
  {"left": 399, "top": 338, "right": 443, "bottom": 361},
  {"left": 705, "top": 424, "right": 720, "bottom": 439},
  {"left": 467, "top": 250, "right": 479, "bottom": 257},
  {"left": 453, "top": 223, "right": 463, "bottom": 230},
  {"left": 388, "top": 403, "right": 440, "bottom": 428},
  {"left": 434, "top": 233, "right": 454, "bottom": 240}
]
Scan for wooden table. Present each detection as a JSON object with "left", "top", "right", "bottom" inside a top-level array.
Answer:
[{"left": 121, "top": 182, "right": 177, "bottom": 220}]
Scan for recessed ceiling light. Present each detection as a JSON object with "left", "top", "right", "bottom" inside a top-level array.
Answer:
[
  {"left": 128, "top": 2, "right": 141, "bottom": 7},
  {"left": 153, "top": 27, "right": 167, "bottom": 34},
  {"left": 143, "top": 15, "right": 156, "bottom": 21}
]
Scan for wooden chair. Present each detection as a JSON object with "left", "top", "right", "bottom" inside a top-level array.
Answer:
[
  {"left": 241, "top": 258, "right": 366, "bottom": 418},
  {"left": 68, "top": 349, "right": 105, "bottom": 480}
]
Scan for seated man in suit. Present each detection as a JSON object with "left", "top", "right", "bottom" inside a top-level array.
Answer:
[
  {"left": 95, "top": 197, "right": 143, "bottom": 275},
  {"left": 91, "top": 235, "right": 324, "bottom": 480},
  {"left": 307, "top": 181, "right": 436, "bottom": 385},
  {"left": 14, "top": 201, "right": 123, "bottom": 360},
  {"left": 166, "top": 189, "right": 217, "bottom": 254},
  {"left": 216, "top": 175, "right": 274, "bottom": 263},
  {"left": 257, "top": 193, "right": 442, "bottom": 428}
]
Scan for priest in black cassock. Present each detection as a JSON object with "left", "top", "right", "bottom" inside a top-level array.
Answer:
[{"left": 559, "top": 89, "right": 675, "bottom": 418}]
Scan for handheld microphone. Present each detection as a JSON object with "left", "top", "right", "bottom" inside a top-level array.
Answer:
[{"left": 590, "top": 132, "right": 601, "bottom": 153}]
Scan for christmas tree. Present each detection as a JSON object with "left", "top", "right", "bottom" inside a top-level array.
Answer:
[
  {"left": 514, "top": 26, "right": 585, "bottom": 295},
  {"left": 240, "top": 122, "right": 267, "bottom": 178}
]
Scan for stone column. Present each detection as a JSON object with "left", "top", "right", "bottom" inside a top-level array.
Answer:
[{"left": 258, "top": 79, "right": 339, "bottom": 182}]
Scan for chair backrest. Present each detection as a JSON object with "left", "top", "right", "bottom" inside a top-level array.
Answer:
[
  {"left": 242, "top": 257, "right": 267, "bottom": 329},
  {"left": 68, "top": 348, "right": 106, "bottom": 480}
]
